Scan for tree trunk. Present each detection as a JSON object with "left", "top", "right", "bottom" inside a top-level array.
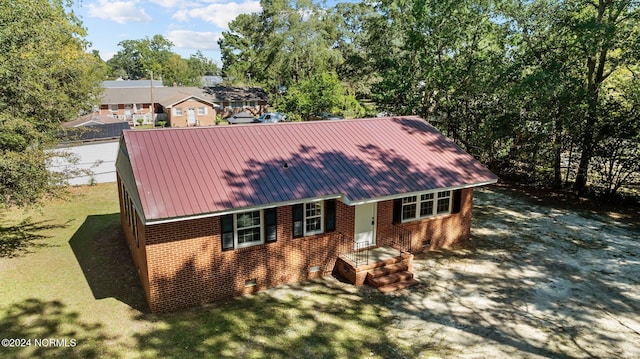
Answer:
[
  {"left": 574, "top": 0, "right": 610, "bottom": 196},
  {"left": 552, "top": 101, "right": 564, "bottom": 188},
  {"left": 573, "top": 86, "right": 598, "bottom": 195}
]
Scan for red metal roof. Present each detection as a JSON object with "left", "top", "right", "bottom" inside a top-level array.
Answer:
[{"left": 119, "top": 116, "right": 497, "bottom": 222}]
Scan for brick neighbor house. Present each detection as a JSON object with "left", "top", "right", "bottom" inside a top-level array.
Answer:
[{"left": 115, "top": 116, "right": 497, "bottom": 312}]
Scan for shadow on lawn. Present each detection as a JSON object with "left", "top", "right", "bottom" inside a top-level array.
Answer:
[
  {"left": 0, "top": 298, "right": 117, "bottom": 358},
  {"left": 132, "top": 279, "right": 425, "bottom": 358},
  {"left": 69, "top": 213, "right": 147, "bottom": 312},
  {"left": 0, "top": 215, "right": 68, "bottom": 258}
]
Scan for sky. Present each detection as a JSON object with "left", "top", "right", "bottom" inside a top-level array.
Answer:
[{"left": 71, "top": 0, "right": 263, "bottom": 65}]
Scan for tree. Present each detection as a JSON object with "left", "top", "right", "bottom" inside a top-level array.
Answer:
[
  {"left": 219, "top": 0, "right": 342, "bottom": 94},
  {"left": 331, "top": 2, "right": 380, "bottom": 99},
  {"left": 187, "top": 51, "right": 220, "bottom": 77},
  {"left": 0, "top": 0, "right": 104, "bottom": 206},
  {"left": 107, "top": 35, "right": 174, "bottom": 80},
  {"left": 162, "top": 54, "right": 194, "bottom": 86},
  {"left": 562, "top": 0, "right": 640, "bottom": 194},
  {"left": 278, "top": 72, "right": 363, "bottom": 120},
  {"left": 366, "top": 0, "right": 511, "bottom": 152},
  {"left": 0, "top": 0, "right": 104, "bottom": 130},
  {"left": 591, "top": 70, "right": 640, "bottom": 196},
  {"left": 503, "top": 0, "right": 640, "bottom": 193}
]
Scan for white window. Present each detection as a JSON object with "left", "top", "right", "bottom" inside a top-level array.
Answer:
[
  {"left": 304, "top": 202, "right": 324, "bottom": 235},
  {"left": 402, "top": 190, "right": 452, "bottom": 222},
  {"left": 109, "top": 104, "right": 118, "bottom": 112},
  {"left": 221, "top": 208, "right": 276, "bottom": 250},
  {"left": 198, "top": 107, "right": 206, "bottom": 115},
  {"left": 235, "top": 210, "right": 263, "bottom": 248},
  {"left": 231, "top": 102, "right": 243, "bottom": 109},
  {"left": 436, "top": 191, "right": 451, "bottom": 214},
  {"left": 174, "top": 107, "right": 183, "bottom": 116},
  {"left": 401, "top": 196, "right": 417, "bottom": 221}
]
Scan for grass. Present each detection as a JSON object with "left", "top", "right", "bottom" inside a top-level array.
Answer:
[{"left": 0, "top": 183, "right": 412, "bottom": 358}]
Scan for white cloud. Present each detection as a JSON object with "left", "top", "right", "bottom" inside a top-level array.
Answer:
[
  {"left": 172, "top": 1, "right": 261, "bottom": 29},
  {"left": 167, "top": 30, "right": 221, "bottom": 51},
  {"left": 88, "top": 0, "right": 152, "bottom": 24},
  {"left": 173, "top": 9, "right": 190, "bottom": 22},
  {"left": 148, "top": 0, "right": 184, "bottom": 8}
]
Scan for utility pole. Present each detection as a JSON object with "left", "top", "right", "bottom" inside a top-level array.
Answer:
[{"left": 150, "top": 71, "right": 155, "bottom": 126}]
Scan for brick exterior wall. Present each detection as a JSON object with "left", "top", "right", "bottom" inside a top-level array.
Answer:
[
  {"left": 376, "top": 188, "right": 474, "bottom": 251},
  {"left": 166, "top": 99, "right": 217, "bottom": 127},
  {"left": 117, "top": 186, "right": 475, "bottom": 312},
  {"left": 117, "top": 176, "right": 151, "bottom": 302},
  {"left": 140, "top": 201, "right": 355, "bottom": 312}
]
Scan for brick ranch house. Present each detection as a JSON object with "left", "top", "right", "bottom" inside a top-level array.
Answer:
[
  {"left": 115, "top": 116, "right": 497, "bottom": 312},
  {"left": 99, "top": 86, "right": 219, "bottom": 127}
]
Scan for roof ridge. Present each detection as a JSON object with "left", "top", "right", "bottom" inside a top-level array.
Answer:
[{"left": 125, "top": 116, "right": 420, "bottom": 133}]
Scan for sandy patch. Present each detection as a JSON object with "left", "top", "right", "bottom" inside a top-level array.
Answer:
[{"left": 385, "top": 187, "right": 640, "bottom": 358}]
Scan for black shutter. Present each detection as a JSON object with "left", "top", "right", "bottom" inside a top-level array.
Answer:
[
  {"left": 265, "top": 208, "right": 277, "bottom": 243},
  {"left": 452, "top": 189, "right": 462, "bottom": 214},
  {"left": 292, "top": 204, "right": 303, "bottom": 238},
  {"left": 392, "top": 198, "right": 403, "bottom": 224},
  {"left": 324, "top": 199, "right": 336, "bottom": 232},
  {"left": 221, "top": 214, "right": 234, "bottom": 250}
]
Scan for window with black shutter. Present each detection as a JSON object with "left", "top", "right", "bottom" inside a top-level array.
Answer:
[
  {"left": 292, "top": 204, "right": 304, "bottom": 238},
  {"left": 265, "top": 208, "right": 277, "bottom": 242},
  {"left": 452, "top": 189, "right": 462, "bottom": 214},
  {"left": 324, "top": 199, "right": 336, "bottom": 232},
  {"left": 392, "top": 198, "right": 402, "bottom": 224},
  {"left": 221, "top": 214, "right": 234, "bottom": 250}
]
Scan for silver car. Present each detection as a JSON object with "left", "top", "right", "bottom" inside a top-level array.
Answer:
[{"left": 254, "top": 112, "right": 287, "bottom": 123}]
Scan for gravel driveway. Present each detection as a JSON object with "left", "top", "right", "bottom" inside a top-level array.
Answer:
[{"left": 382, "top": 186, "right": 640, "bottom": 358}]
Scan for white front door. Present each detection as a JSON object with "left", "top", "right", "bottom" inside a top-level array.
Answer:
[
  {"left": 354, "top": 202, "right": 377, "bottom": 249},
  {"left": 187, "top": 108, "right": 196, "bottom": 125}
]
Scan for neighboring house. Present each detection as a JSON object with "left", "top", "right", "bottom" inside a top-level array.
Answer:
[
  {"left": 115, "top": 116, "right": 497, "bottom": 312},
  {"left": 48, "top": 122, "right": 130, "bottom": 185},
  {"left": 98, "top": 87, "right": 219, "bottom": 127},
  {"left": 62, "top": 113, "right": 129, "bottom": 128},
  {"left": 205, "top": 86, "right": 268, "bottom": 118},
  {"left": 102, "top": 79, "right": 164, "bottom": 88}
]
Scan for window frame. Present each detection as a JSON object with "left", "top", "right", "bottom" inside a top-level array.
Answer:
[
  {"left": 174, "top": 107, "right": 183, "bottom": 116},
  {"left": 401, "top": 190, "right": 453, "bottom": 222},
  {"left": 234, "top": 210, "right": 264, "bottom": 249},
  {"left": 221, "top": 208, "right": 278, "bottom": 251},
  {"left": 304, "top": 201, "right": 324, "bottom": 236},
  {"left": 292, "top": 200, "right": 336, "bottom": 238},
  {"left": 436, "top": 190, "right": 452, "bottom": 214}
]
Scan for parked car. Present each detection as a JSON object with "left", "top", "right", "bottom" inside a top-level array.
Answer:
[
  {"left": 253, "top": 112, "right": 287, "bottom": 123},
  {"left": 227, "top": 111, "right": 257, "bottom": 124},
  {"left": 312, "top": 113, "right": 344, "bottom": 121}
]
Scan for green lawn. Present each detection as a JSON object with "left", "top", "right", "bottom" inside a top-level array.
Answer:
[{"left": 0, "top": 183, "right": 414, "bottom": 358}]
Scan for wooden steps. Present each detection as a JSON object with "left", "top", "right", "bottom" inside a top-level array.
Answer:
[
  {"left": 366, "top": 260, "right": 418, "bottom": 293},
  {"left": 377, "top": 278, "right": 419, "bottom": 293}
]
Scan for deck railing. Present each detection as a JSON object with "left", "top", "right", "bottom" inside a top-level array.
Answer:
[
  {"left": 392, "top": 226, "right": 413, "bottom": 253},
  {"left": 339, "top": 233, "right": 369, "bottom": 267}
]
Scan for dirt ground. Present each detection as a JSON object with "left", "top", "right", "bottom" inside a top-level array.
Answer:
[{"left": 378, "top": 186, "right": 640, "bottom": 358}]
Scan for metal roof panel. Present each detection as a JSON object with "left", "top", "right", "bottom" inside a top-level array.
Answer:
[{"left": 119, "top": 117, "right": 497, "bottom": 221}]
